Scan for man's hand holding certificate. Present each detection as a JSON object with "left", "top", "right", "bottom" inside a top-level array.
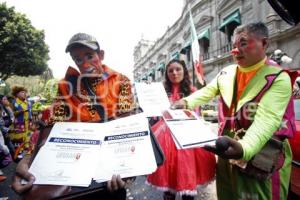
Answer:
[{"left": 162, "top": 109, "right": 218, "bottom": 149}]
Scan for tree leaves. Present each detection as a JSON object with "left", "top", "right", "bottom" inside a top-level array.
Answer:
[{"left": 0, "top": 3, "right": 49, "bottom": 80}]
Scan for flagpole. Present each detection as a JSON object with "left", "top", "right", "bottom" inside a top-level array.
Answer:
[
  {"left": 187, "top": 3, "right": 195, "bottom": 86},
  {"left": 187, "top": 2, "right": 205, "bottom": 86}
]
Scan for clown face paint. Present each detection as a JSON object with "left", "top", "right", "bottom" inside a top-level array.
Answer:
[
  {"left": 231, "top": 32, "right": 267, "bottom": 67},
  {"left": 71, "top": 46, "right": 104, "bottom": 75}
]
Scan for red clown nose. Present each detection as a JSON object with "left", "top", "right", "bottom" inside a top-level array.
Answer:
[{"left": 231, "top": 48, "right": 239, "bottom": 55}]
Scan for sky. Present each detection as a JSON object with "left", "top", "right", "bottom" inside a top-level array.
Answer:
[{"left": 3, "top": 0, "right": 184, "bottom": 80}]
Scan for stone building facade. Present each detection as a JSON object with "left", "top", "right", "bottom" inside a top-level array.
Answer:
[{"left": 133, "top": 0, "right": 300, "bottom": 84}]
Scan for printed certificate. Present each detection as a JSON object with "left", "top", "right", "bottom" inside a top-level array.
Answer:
[
  {"left": 163, "top": 109, "right": 217, "bottom": 149},
  {"left": 29, "top": 122, "right": 103, "bottom": 186},
  {"left": 29, "top": 114, "right": 157, "bottom": 186},
  {"left": 94, "top": 114, "right": 157, "bottom": 183},
  {"left": 134, "top": 82, "right": 170, "bottom": 117}
]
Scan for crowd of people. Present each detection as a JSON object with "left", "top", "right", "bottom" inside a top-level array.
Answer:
[
  {"left": 0, "top": 86, "right": 43, "bottom": 183},
  {"left": 0, "top": 21, "right": 299, "bottom": 200}
]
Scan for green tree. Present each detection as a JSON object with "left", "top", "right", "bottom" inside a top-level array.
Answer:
[
  {"left": 0, "top": 3, "right": 49, "bottom": 80},
  {"left": 43, "top": 78, "right": 58, "bottom": 104},
  {"left": 0, "top": 79, "right": 10, "bottom": 95}
]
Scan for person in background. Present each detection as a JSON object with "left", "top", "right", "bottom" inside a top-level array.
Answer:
[
  {"left": 294, "top": 77, "right": 300, "bottom": 97},
  {"left": 171, "top": 22, "right": 295, "bottom": 200},
  {"left": 0, "top": 95, "right": 15, "bottom": 125},
  {"left": 11, "top": 33, "right": 136, "bottom": 200},
  {"left": 147, "top": 59, "right": 216, "bottom": 200},
  {"left": 9, "top": 86, "right": 34, "bottom": 161},
  {"left": 0, "top": 104, "right": 12, "bottom": 182},
  {"left": 0, "top": 94, "right": 15, "bottom": 157}
]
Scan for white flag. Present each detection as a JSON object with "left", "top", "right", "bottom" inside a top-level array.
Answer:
[{"left": 188, "top": 6, "right": 205, "bottom": 85}]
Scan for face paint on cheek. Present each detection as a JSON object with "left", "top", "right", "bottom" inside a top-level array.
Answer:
[
  {"left": 234, "top": 33, "right": 256, "bottom": 51},
  {"left": 92, "top": 60, "right": 99, "bottom": 66},
  {"left": 244, "top": 38, "right": 256, "bottom": 52},
  {"left": 91, "top": 58, "right": 102, "bottom": 71}
]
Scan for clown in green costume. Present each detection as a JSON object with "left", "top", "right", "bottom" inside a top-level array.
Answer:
[{"left": 172, "top": 22, "right": 295, "bottom": 200}]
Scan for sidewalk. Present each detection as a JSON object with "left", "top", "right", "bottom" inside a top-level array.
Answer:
[
  {"left": 0, "top": 162, "right": 21, "bottom": 200},
  {"left": 126, "top": 176, "right": 217, "bottom": 200}
]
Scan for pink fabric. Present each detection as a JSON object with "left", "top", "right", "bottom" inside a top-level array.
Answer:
[
  {"left": 271, "top": 171, "right": 280, "bottom": 200},
  {"left": 169, "top": 84, "right": 181, "bottom": 102}
]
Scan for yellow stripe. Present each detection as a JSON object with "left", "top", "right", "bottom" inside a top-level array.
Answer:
[{"left": 238, "top": 57, "right": 267, "bottom": 72}]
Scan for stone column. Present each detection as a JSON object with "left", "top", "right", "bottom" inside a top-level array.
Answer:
[
  {"left": 252, "top": 0, "right": 261, "bottom": 22},
  {"left": 266, "top": 5, "right": 280, "bottom": 35}
]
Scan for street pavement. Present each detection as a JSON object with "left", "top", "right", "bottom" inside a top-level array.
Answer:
[
  {"left": 126, "top": 176, "right": 217, "bottom": 200},
  {"left": 0, "top": 162, "right": 21, "bottom": 200}
]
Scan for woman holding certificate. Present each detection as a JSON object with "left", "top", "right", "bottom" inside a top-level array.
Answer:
[{"left": 147, "top": 59, "right": 216, "bottom": 200}]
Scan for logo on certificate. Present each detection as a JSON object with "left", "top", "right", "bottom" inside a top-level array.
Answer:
[
  {"left": 130, "top": 146, "right": 135, "bottom": 153},
  {"left": 75, "top": 153, "right": 81, "bottom": 160}
]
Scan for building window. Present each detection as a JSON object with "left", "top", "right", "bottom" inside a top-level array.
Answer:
[
  {"left": 141, "top": 74, "right": 148, "bottom": 82},
  {"left": 156, "top": 62, "right": 165, "bottom": 80},
  {"left": 219, "top": 10, "right": 241, "bottom": 43},
  {"left": 170, "top": 52, "right": 180, "bottom": 60},
  {"left": 148, "top": 69, "right": 155, "bottom": 82},
  {"left": 198, "top": 28, "right": 210, "bottom": 60}
]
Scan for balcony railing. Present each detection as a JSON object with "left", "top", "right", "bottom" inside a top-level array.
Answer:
[
  {"left": 202, "top": 42, "right": 232, "bottom": 61},
  {"left": 220, "top": 43, "right": 232, "bottom": 54}
]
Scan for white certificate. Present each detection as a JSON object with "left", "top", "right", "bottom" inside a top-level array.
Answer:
[
  {"left": 134, "top": 82, "right": 170, "bottom": 117},
  {"left": 93, "top": 114, "right": 157, "bottom": 183},
  {"left": 163, "top": 109, "right": 217, "bottom": 149},
  {"left": 29, "top": 114, "right": 157, "bottom": 186},
  {"left": 29, "top": 122, "right": 103, "bottom": 187}
]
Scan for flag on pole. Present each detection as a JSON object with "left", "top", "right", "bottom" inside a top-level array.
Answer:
[{"left": 188, "top": 6, "right": 205, "bottom": 85}]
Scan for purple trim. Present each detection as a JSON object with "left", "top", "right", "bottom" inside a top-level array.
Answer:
[
  {"left": 254, "top": 74, "right": 278, "bottom": 102},
  {"left": 271, "top": 171, "right": 280, "bottom": 200}
]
